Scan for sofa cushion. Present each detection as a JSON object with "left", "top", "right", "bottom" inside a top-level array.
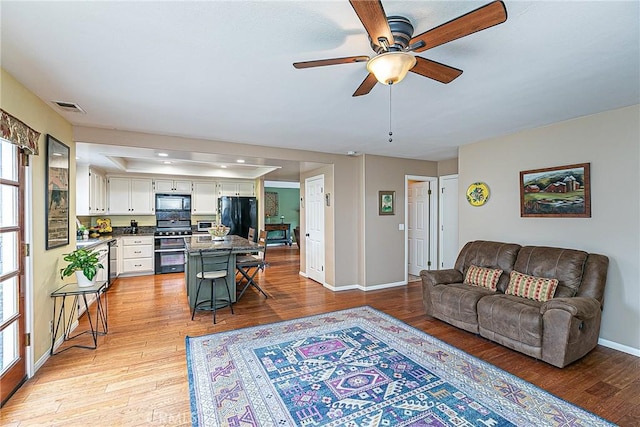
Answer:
[
  {"left": 477, "top": 294, "right": 544, "bottom": 348},
  {"left": 513, "top": 246, "right": 588, "bottom": 297},
  {"left": 430, "top": 283, "right": 495, "bottom": 333},
  {"left": 464, "top": 265, "right": 502, "bottom": 291},
  {"left": 455, "top": 241, "right": 521, "bottom": 292},
  {"left": 505, "top": 270, "right": 559, "bottom": 302}
]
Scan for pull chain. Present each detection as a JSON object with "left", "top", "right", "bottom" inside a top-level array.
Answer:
[{"left": 388, "top": 83, "right": 393, "bottom": 143}]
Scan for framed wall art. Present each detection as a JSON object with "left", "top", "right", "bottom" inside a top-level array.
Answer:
[
  {"left": 379, "top": 190, "right": 395, "bottom": 215},
  {"left": 520, "top": 162, "right": 591, "bottom": 218},
  {"left": 46, "top": 135, "right": 70, "bottom": 249}
]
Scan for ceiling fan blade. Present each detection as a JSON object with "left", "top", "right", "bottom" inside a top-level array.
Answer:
[
  {"left": 410, "top": 1, "right": 507, "bottom": 53},
  {"left": 352, "top": 73, "right": 378, "bottom": 97},
  {"left": 349, "top": 0, "right": 394, "bottom": 49},
  {"left": 410, "top": 57, "right": 463, "bottom": 84},
  {"left": 293, "top": 56, "right": 370, "bottom": 69}
]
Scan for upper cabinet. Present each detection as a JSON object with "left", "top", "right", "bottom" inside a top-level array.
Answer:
[
  {"left": 77, "top": 165, "right": 107, "bottom": 216},
  {"left": 218, "top": 180, "right": 255, "bottom": 197},
  {"left": 108, "top": 177, "right": 154, "bottom": 215},
  {"left": 154, "top": 179, "right": 192, "bottom": 194},
  {"left": 192, "top": 181, "right": 217, "bottom": 214}
]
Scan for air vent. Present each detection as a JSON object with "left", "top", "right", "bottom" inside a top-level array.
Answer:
[{"left": 51, "top": 100, "right": 86, "bottom": 114}]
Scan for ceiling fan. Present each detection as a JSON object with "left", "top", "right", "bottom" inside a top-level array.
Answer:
[{"left": 293, "top": 0, "right": 507, "bottom": 97}]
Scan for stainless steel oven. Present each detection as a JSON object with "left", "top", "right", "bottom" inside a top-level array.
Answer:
[
  {"left": 154, "top": 236, "right": 188, "bottom": 274},
  {"left": 154, "top": 219, "right": 192, "bottom": 274}
]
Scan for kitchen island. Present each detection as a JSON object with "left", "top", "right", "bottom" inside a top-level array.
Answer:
[{"left": 184, "top": 235, "right": 263, "bottom": 309}]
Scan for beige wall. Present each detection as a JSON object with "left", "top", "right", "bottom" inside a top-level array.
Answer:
[
  {"left": 363, "top": 155, "right": 438, "bottom": 287},
  {"left": 1, "top": 69, "right": 75, "bottom": 362},
  {"left": 438, "top": 158, "right": 458, "bottom": 176},
  {"left": 458, "top": 105, "right": 640, "bottom": 352}
]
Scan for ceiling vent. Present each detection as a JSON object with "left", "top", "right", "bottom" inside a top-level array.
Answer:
[{"left": 51, "top": 100, "right": 86, "bottom": 114}]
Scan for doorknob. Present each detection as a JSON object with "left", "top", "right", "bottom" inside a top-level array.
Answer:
[{"left": 306, "top": 233, "right": 310, "bottom": 237}]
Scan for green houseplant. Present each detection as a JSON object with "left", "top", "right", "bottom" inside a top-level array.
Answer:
[{"left": 60, "top": 248, "right": 104, "bottom": 287}]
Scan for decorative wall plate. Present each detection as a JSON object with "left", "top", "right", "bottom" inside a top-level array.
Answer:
[
  {"left": 466, "top": 182, "right": 490, "bottom": 206},
  {"left": 96, "top": 218, "right": 112, "bottom": 232}
]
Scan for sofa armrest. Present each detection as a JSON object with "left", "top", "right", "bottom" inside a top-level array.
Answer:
[
  {"left": 420, "top": 269, "right": 463, "bottom": 287},
  {"left": 541, "top": 296, "right": 603, "bottom": 367},
  {"left": 540, "top": 297, "right": 601, "bottom": 319}
]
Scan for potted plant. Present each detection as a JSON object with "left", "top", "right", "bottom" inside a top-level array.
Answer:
[{"left": 60, "top": 248, "right": 104, "bottom": 287}]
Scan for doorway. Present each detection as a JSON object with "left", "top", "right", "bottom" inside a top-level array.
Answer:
[
  {"left": 304, "top": 175, "right": 325, "bottom": 284},
  {"left": 439, "top": 174, "right": 459, "bottom": 269},
  {"left": 405, "top": 175, "right": 438, "bottom": 281}
]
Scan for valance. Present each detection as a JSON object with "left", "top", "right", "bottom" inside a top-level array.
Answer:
[{"left": 0, "top": 108, "right": 40, "bottom": 155}]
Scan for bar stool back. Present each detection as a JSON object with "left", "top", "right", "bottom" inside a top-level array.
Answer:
[{"left": 191, "top": 249, "right": 233, "bottom": 324}]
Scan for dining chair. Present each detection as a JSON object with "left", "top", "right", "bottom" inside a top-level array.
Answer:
[
  {"left": 236, "top": 230, "right": 268, "bottom": 299},
  {"left": 247, "top": 227, "right": 256, "bottom": 242},
  {"left": 191, "top": 249, "right": 233, "bottom": 324}
]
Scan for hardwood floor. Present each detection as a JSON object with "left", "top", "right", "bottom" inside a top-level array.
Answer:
[{"left": 2, "top": 245, "right": 639, "bottom": 426}]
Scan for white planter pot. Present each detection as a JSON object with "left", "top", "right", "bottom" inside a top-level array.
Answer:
[{"left": 75, "top": 270, "right": 95, "bottom": 287}]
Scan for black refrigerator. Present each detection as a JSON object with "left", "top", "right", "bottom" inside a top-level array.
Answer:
[{"left": 219, "top": 196, "right": 258, "bottom": 240}]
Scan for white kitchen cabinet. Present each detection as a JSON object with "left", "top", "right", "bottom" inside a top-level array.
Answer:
[
  {"left": 120, "top": 235, "right": 154, "bottom": 276},
  {"left": 218, "top": 180, "right": 255, "bottom": 197},
  {"left": 76, "top": 165, "right": 107, "bottom": 215},
  {"left": 107, "top": 177, "right": 154, "bottom": 215},
  {"left": 154, "top": 179, "right": 192, "bottom": 194},
  {"left": 192, "top": 181, "right": 218, "bottom": 214}
]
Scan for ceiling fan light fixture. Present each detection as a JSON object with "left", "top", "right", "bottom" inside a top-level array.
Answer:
[{"left": 366, "top": 51, "right": 416, "bottom": 85}]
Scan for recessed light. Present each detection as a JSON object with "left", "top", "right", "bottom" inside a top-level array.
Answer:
[
  {"left": 220, "top": 165, "right": 228, "bottom": 169},
  {"left": 158, "top": 153, "right": 169, "bottom": 157},
  {"left": 236, "top": 159, "right": 245, "bottom": 163},
  {"left": 163, "top": 161, "right": 172, "bottom": 165}
]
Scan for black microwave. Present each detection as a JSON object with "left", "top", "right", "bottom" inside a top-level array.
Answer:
[{"left": 156, "top": 194, "right": 191, "bottom": 211}]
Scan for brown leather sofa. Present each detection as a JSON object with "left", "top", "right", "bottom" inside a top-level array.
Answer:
[{"left": 421, "top": 240, "right": 609, "bottom": 368}]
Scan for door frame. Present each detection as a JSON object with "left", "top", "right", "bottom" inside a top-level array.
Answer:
[{"left": 404, "top": 175, "right": 438, "bottom": 283}]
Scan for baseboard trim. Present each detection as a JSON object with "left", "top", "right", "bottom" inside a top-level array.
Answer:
[
  {"left": 35, "top": 318, "right": 79, "bottom": 373},
  {"left": 298, "top": 271, "right": 308, "bottom": 278},
  {"left": 359, "top": 281, "right": 407, "bottom": 291},
  {"left": 323, "top": 283, "right": 359, "bottom": 292},
  {"left": 598, "top": 338, "right": 640, "bottom": 357}
]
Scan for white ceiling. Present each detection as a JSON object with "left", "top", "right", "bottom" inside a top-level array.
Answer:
[{"left": 2, "top": 1, "right": 639, "bottom": 171}]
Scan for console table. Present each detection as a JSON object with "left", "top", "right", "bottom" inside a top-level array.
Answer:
[
  {"left": 265, "top": 223, "right": 292, "bottom": 246},
  {"left": 50, "top": 281, "right": 108, "bottom": 355}
]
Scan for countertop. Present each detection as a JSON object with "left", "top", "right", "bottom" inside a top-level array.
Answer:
[
  {"left": 185, "top": 235, "right": 263, "bottom": 254},
  {"left": 75, "top": 235, "right": 118, "bottom": 250}
]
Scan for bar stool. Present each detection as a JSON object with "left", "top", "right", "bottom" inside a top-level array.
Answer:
[
  {"left": 191, "top": 249, "right": 233, "bottom": 324},
  {"left": 236, "top": 230, "right": 268, "bottom": 299}
]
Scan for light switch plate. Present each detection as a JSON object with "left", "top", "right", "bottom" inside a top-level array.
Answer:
[{"left": 398, "top": 224, "right": 405, "bottom": 231}]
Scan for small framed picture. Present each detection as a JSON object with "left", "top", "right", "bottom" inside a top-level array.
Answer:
[{"left": 379, "top": 191, "right": 395, "bottom": 215}]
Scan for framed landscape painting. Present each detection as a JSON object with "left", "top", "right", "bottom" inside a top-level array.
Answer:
[
  {"left": 520, "top": 163, "right": 591, "bottom": 218},
  {"left": 379, "top": 191, "right": 395, "bottom": 215}
]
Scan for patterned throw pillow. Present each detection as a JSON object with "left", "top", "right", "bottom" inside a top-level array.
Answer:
[
  {"left": 506, "top": 270, "right": 559, "bottom": 302},
  {"left": 464, "top": 265, "right": 503, "bottom": 291}
]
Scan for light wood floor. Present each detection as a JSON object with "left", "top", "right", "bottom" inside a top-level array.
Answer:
[{"left": 2, "top": 245, "right": 638, "bottom": 426}]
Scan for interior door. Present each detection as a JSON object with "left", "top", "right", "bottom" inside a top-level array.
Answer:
[
  {"left": 439, "top": 175, "right": 459, "bottom": 269},
  {"left": 0, "top": 140, "right": 26, "bottom": 405},
  {"left": 408, "top": 181, "right": 431, "bottom": 276},
  {"left": 305, "top": 175, "right": 325, "bottom": 284}
]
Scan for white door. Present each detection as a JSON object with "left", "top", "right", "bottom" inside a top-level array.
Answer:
[
  {"left": 305, "top": 175, "right": 325, "bottom": 284},
  {"left": 439, "top": 175, "right": 459, "bottom": 269},
  {"left": 408, "top": 181, "right": 431, "bottom": 275}
]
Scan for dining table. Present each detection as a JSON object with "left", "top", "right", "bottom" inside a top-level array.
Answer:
[{"left": 184, "top": 234, "right": 263, "bottom": 308}]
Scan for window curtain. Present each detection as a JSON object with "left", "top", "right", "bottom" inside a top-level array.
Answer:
[{"left": 0, "top": 108, "right": 40, "bottom": 155}]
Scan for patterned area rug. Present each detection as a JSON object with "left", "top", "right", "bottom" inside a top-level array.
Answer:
[{"left": 186, "top": 306, "right": 613, "bottom": 427}]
